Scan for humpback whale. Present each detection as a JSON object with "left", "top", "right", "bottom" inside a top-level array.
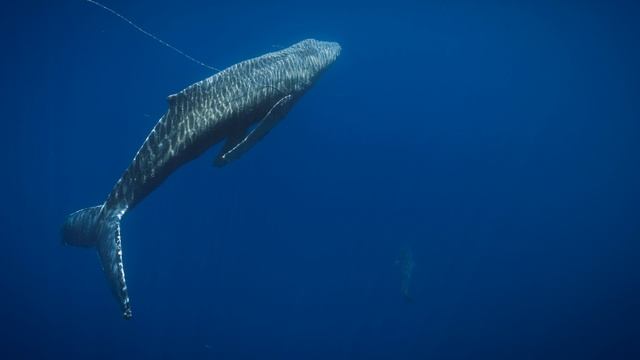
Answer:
[{"left": 62, "top": 39, "right": 341, "bottom": 319}]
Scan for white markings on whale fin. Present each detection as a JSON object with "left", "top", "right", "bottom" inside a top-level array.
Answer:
[
  {"left": 95, "top": 216, "right": 132, "bottom": 319},
  {"left": 214, "top": 94, "right": 294, "bottom": 167},
  {"left": 63, "top": 203, "right": 132, "bottom": 319}
]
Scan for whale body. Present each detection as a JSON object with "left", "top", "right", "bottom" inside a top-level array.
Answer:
[{"left": 62, "top": 39, "right": 341, "bottom": 319}]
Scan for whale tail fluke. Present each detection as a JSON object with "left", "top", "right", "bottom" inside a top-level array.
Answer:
[
  {"left": 61, "top": 205, "right": 132, "bottom": 319},
  {"left": 61, "top": 205, "right": 103, "bottom": 247}
]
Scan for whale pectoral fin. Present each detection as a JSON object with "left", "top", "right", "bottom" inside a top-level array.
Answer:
[
  {"left": 214, "top": 94, "right": 293, "bottom": 167},
  {"left": 213, "top": 127, "right": 247, "bottom": 167}
]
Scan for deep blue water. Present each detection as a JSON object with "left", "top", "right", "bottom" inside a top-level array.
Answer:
[{"left": 2, "top": 0, "right": 639, "bottom": 359}]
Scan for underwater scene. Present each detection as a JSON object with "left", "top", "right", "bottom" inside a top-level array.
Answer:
[{"left": 2, "top": 0, "right": 639, "bottom": 359}]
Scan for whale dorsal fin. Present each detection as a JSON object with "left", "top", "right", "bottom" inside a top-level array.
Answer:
[
  {"left": 167, "top": 93, "right": 184, "bottom": 108},
  {"left": 213, "top": 94, "right": 293, "bottom": 167}
]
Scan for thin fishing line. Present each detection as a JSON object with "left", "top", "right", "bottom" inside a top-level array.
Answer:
[{"left": 84, "top": 0, "right": 220, "bottom": 72}]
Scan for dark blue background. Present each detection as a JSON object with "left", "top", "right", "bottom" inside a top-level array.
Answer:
[{"left": 1, "top": 0, "right": 639, "bottom": 359}]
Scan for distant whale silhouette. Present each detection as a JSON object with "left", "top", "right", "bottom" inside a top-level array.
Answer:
[
  {"left": 396, "top": 246, "right": 416, "bottom": 303},
  {"left": 62, "top": 39, "right": 341, "bottom": 319}
]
